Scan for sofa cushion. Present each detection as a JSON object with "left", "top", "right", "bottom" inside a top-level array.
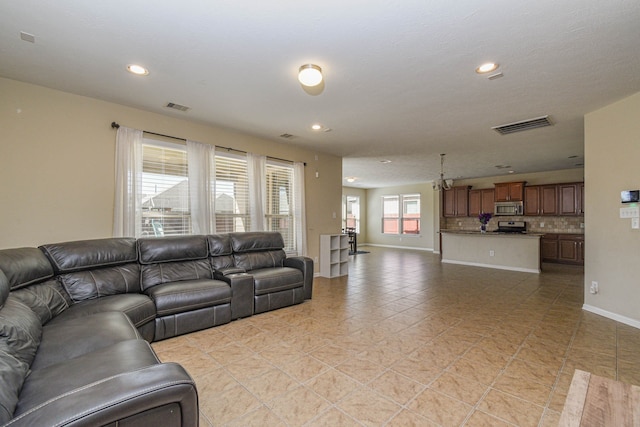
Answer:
[
  {"left": 0, "top": 296, "right": 42, "bottom": 366},
  {"left": 57, "top": 263, "right": 141, "bottom": 302},
  {"left": 0, "top": 350, "right": 29, "bottom": 425},
  {"left": 251, "top": 267, "right": 304, "bottom": 296},
  {"left": 48, "top": 294, "right": 156, "bottom": 330},
  {"left": 0, "top": 247, "right": 54, "bottom": 290},
  {"left": 39, "top": 238, "right": 138, "bottom": 273},
  {"left": 10, "top": 280, "right": 72, "bottom": 325},
  {"left": 0, "top": 269, "right": 8, "bottom": 309},
  {"left": 141, "top": 259, "right": 213, "bottom": 291},
  {"left": 207, "top": 234, "right": 235, "bottom": 270},
  {"left": 234, "top": 250, "right": 286, "bottom": 271},
  {"left": 40, "top": 238, "right": 142, "bottom": 302},
  {"left": 229, "top": 231, "right": 285, "bottom": 252},
  {"left": 31, "top": 311, "right": 141, "bottom": 371},
  {"left": 15, "top": 339, "right": 160, "bottom": 418},
  {"left": 138, "top": 235, "right": 209, "bottom": 264},
  {"left": 145, "top": 279, "right": 231, "bottom": 317}
]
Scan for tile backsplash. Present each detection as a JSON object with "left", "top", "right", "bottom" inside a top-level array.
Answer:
[{"left": 444, "top": 216, "right": 584, "bottom": 234}]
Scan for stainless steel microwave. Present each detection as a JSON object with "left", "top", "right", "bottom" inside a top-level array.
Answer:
[{"left": 494, "top": 201, "right": 524, "bottom": 216}]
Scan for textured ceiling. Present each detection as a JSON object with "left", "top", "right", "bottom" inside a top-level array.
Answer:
[{"left": 1, "top": 0, "right": 639, "bottom": 188}]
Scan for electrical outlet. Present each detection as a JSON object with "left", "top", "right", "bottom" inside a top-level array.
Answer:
[
  {"left": 540, "top": 222, "right": 544, "bottom": 228},
  {"left": 590, "top": 281, "right": 599, "bottom": 294},
  {"left": 489, "top": 250, "right": 495, "bottom": 257}
]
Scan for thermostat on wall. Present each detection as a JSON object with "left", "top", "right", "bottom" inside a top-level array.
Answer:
[{"left": 621, "top": 190, "right": 640, "bottom": 203}]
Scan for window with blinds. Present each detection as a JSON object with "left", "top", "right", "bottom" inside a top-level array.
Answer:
[
  {"left": 381, "top": 193, "right": 421, "bottom": 235},
  {"left": 214, "top": 152, "right": 250, "bottom": 233},
  {"left": 266, "top": 161, "right": 294, "bottom": 251},
  {"left": 343, "top": 195, "right": 360, "bottom": 233},
  {"left": 141, "top": 141, "right": 191, "bottom": 236}
]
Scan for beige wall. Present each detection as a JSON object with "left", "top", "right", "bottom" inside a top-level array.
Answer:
[
  {"left": 365, "top": 183, "right": 436, "bottom": 250},
  {"left": 584, "top": 91, "right": 640, "bottom": 327},
  {"left": 0, "top": 77, "right": 342, "bottom": 271}
]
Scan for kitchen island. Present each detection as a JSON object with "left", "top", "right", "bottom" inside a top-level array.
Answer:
[{"left": 440, "top": 230, "right": 542, "bottom": 273}]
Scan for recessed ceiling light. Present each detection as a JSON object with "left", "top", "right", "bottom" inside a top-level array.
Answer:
[
  {"left": 379, "top": 159, "right": 392, "bottom": 164},
  {"left": 127, "top": 64, "right": 149, "bottom": 76},
  {"left": 476, "top": 62, "right": 499, "bottom": 74},
  {"left": 508, "top": 170, "right": 515, "bottom": 174},
  {"left": 311, "top": 124, "right": 322, "bottom": 131},
  {"left": 345, "top": 177, "right": 357, "bottom": 183}
]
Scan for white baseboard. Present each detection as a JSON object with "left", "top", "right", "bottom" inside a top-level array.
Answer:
[
  {"left": 441, "top": 259, "right": 540, "bottom": 274},
  {"left": 582, "top": 304, "right": 640, "bottom": 330},
  {"left": 362, "top": 243, "right": 434, "bottom": 252}
]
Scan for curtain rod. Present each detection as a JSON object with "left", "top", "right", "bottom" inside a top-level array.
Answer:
[{"left": 111, "top": 122, "right": 305, "bottom": 165}]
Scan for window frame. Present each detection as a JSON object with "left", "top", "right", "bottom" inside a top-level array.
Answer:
[
  {"left": 140, "top": 138, "right": 191, "bottom": 237},
  {"left": 381, "top": 193, "right": 421, "bottom": 235}
]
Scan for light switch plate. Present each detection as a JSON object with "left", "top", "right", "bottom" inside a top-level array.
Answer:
[
  {"left": 620, "top": 206, "right": 640, "bottom": 218},
  {"left": 632, "top": 217, "right": 640, "bottom": 229}
]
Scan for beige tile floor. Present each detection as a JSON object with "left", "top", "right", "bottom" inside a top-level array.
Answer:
[{"left": 151, "top": 247, "right": 640, "bottom": 427}]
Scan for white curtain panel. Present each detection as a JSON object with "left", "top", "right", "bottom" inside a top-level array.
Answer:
[
  {"left": 187, "top": 140, "right": 216, "bottom": 234},
  {"left": 293, "top": 162, "right": 307, "bottom": 256},
  {"left": 248, "top": 153, "right": 266, "bottom": 231},
  {"left": 113, "top": 127, "right": 143, "bottom": 237}
]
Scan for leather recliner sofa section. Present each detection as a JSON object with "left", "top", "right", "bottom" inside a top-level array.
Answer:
[
  {"left": 0, "top": 250, "right": 197, "bottom": 427},
  {"left": 0, "top": 231, "right": 312, "bottom": 426}
]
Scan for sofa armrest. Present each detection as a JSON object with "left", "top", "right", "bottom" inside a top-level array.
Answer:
[
  {"left": 8, "top": 363, "right": 198, "bottom": 427},
  {"left": 215, "top": 267, "right": 246, "bottom": 276},
  {"left": 284, "top": 256, "right": 314, "bottom": 300},
  {"left": 214, "top": 272, "right": 254, "bottom": 319}
]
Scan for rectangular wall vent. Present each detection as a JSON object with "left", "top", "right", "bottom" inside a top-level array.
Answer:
[
  {"left": 165, "top": 102, "right": 191, "bottom": 112},
  {"left": 492, "top": 115, "right": 552, "bottom": 135}
]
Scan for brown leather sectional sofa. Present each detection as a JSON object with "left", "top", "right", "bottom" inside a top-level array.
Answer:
[{"left": 0, "top": 231, "right": 313, "bottom": 426}]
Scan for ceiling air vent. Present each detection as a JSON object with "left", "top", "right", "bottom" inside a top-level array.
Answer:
[
  {"left": 279, "top": 133, "right": 296, "bottom": 139},
  {"left": 165, "top": 102, "right": 190, "bottom": 112},
  {"left": 492, "top": 115, "right": 552, "bottom": 135}
]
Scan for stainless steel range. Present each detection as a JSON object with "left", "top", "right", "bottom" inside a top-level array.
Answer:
[{"left": 494, "top": 220, "right": 527, "bottom": 233}]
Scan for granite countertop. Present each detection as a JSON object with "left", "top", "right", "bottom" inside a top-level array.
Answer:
[{"left": 440, "top": 229, "right": 544, "bottom": 237}]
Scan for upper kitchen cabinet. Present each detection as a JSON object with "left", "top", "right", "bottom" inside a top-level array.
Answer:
[
  {"left": 494, "top": 181, "right": 525, "bottom": 202},
  {"left": 443, "top": 186, "right": 471, "bottom": 217},
  {"left": 524, "top": 185, "right": 558, "bottom": 216},
  {"left": 559, "top": 183, "right": 584, "bottom": 215},
  {"left": 469, "top": 188, "right": 495, "bottom": 217}
]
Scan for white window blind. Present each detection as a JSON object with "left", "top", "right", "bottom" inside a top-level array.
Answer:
[
  {"left": 381, "top": 193, "right": 421, "bottom": 235},
  {"left": 140, "top": 141, "right": 191, "bottom": 236},
  {"left": 343, "top": 195, "right": 360, "bottom": 233},
  {"left": 266, "top": 161, "right": 294, "bottom": 251},
  {"left": 215, "top": 152, "right": 250, "bottom": 233}
]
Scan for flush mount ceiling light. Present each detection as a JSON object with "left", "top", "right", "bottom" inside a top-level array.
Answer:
[
  {"left": 298, "top": 64, "right": 323, "bottom": 87},
  {"left": 475, "top": 62, "right": 499, "bottom": 74},
  {"left": 127, "top": 64, "right": 149, "bottom": 76}
]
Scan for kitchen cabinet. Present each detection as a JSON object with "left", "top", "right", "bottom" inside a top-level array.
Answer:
[
  {"left": 541, "top": 234, "right": 559, "bottom": 262},
  {"left": 443, "top": 186, "right": 470, "bottom": 217},
  {"left": 468, "top": 188, "right": 495, "bottom": 217},
  {"left": 540, "top": 233, "right": 584, "bottom": 265},
  {"left": 559, "top": 183, "right": 583, "bottom": 216},
  {"left": 524, "top": 185, "right": 558, "bottom": 216},
  {"left": 494, "top": 181, "right": 525, "bottom": 202}
]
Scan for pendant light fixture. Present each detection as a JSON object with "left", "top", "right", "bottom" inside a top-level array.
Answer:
[{"left": 432, "top": 153, "right": 453, "bottom": 191}]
